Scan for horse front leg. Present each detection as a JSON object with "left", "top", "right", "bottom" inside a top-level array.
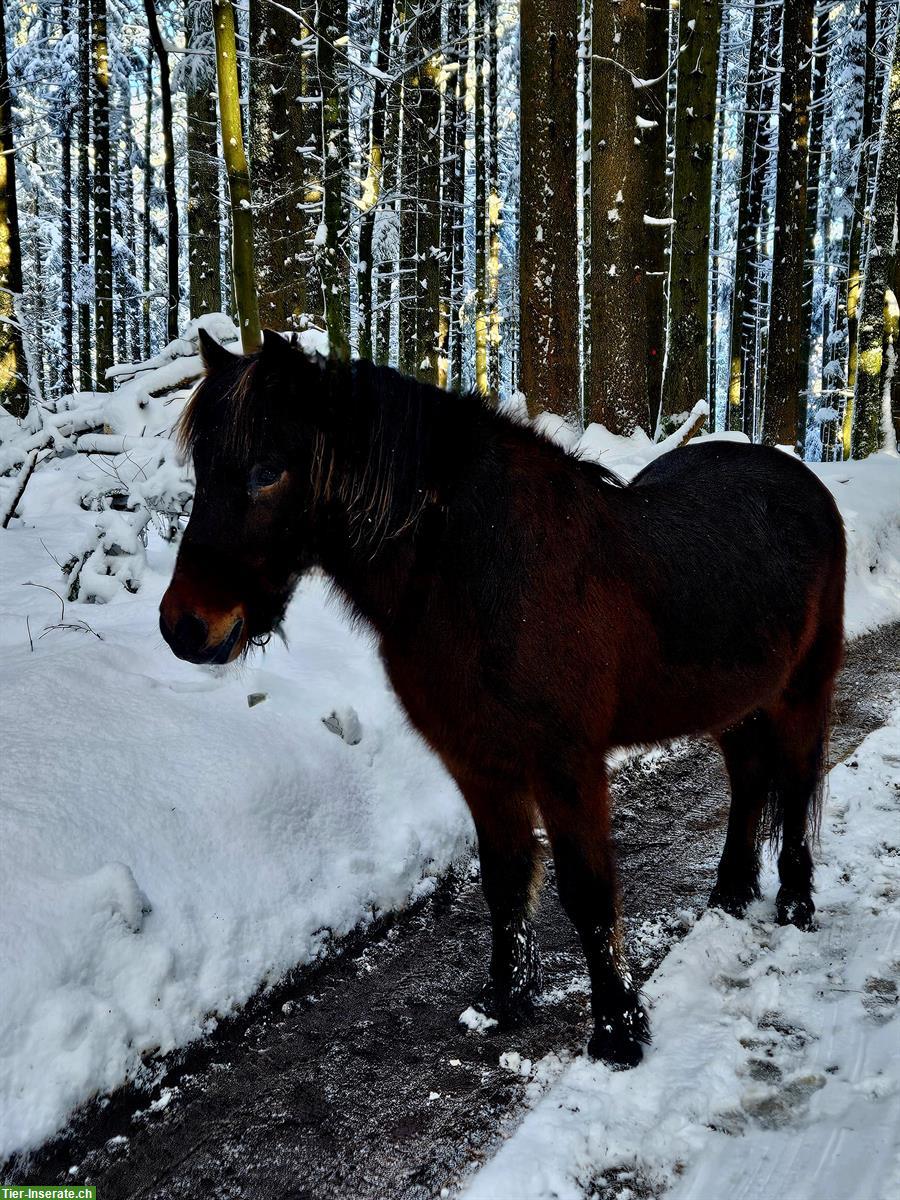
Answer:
[
  {"left": 456, "top": 770, "right": 544, "bottom": 1025},
  {"left": 539, "top": 766, "right": 649, "bottom": 1068}
]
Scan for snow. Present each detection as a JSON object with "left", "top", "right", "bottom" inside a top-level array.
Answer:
[
  {"left": 1, "top": 352, "right": 899, "bottom": 1161},
  {"left": 464, "top": 707, "right": 900, "bottom": 1200}
]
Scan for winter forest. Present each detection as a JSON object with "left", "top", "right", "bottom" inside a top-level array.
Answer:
[
  {"left": 3, "top": 0, "right": 900, "bottom": 1193},
  {"left": 2, "top": 0, "right": 899, "bottom": 458}
]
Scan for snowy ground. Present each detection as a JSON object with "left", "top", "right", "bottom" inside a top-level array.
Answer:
[
  {"left": 464, "top": 707, "right": 900, "bottom": 1200},
  {"left": 1, "top": 334, "right": 899, "bottom": 1162}
]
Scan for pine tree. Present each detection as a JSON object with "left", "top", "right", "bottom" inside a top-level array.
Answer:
[
  {"left": 77, "top": 0, "right": 92, "bottom": 388},
  {"left": 660, "top": 0, "right": 722, "bottom": 429},
  {"left": 92, "top": 0, "right": 115, "bottom": 381},
  {"left": 144, "top": 0, "right": 179, "bottom": 343},
  {"left": 315, "top": 0, "right": 350, "bottom": 359},
  {"left": 185, "top": 0, "right": 223, "bottom": 319},
  {"left": 212, "top": 0, "right": 261, "bottom": 350},
  {"left": 519, "top": 0, "right": 579, "bottom": 423},
  {"left": 59, "top": 0, "right": 75, "bottom": 394},
  {"left": 763, "top": 0, "right": 815, "bottom": 448},
  {"left": 0, "top": 0, "right": 28, "bottom": 418},
  {"left": 589, "top": 0, "right": 650, "bottom": 434},
  {"left": 851, "top": 14, "right": 900, "bottom": 458},
  {"left": 643, "top": 0, "right": 670, "bottom": 430},
  {"left": 358, "top": 0, "right": 396, "bottom": 361}
]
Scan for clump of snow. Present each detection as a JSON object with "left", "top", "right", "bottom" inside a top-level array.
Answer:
[
  {"left": 459, "top": 1006, "right": 499, "bottom": 1034},
  {"left": 464, "top": 708, "right": 900, "bottom": 1200}
]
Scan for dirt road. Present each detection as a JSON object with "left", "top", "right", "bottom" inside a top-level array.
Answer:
[{"left": 10, "top": 623, "right": 899, "bottom": 1199}]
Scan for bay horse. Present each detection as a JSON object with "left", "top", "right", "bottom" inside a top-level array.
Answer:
[{"left": 160, "top": 329, "right": 845, "bottom": 1068}]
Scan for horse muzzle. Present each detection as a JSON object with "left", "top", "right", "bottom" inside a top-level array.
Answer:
[{"left": 159, "top": 583, "right": 248, "bottom": 665}]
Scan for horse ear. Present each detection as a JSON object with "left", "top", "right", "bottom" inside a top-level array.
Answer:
[
  {"left": 197, "top": 327, "right": 234, "bottom": 374},
  {"left": 262, "top": 328, "right": 294, "bottom": 361}
]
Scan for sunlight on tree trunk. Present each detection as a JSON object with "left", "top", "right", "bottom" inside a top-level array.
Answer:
[
  {"left": 0, "top": 0, "right": 28, "bottom": 418},
  {"left": 212, "top": 0, "right": 261, "bottom": 352}
]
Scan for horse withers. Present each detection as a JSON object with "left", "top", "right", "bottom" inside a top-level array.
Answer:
[{"left": 160, "top": 329, "right": 846, "bottom": 1068}]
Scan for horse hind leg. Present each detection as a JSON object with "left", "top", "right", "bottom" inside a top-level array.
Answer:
[
  {"left": 710, "top": 711, "right": 774, "bottom": 918},
  {"left": 765, "top": 670, "right": 835, "bottom": 931}
]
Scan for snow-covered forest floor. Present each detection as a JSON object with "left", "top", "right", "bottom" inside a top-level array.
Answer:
[
  {"left": 2, "top": 330, "right": 900, "bottom": 1167},
  {"left": 464, "top": 709, "right": 900, "bottom": 1200}
]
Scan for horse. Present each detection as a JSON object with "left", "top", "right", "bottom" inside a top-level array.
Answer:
[{"left": 160, "top": 328, "right": 846, "bottom": 1068}]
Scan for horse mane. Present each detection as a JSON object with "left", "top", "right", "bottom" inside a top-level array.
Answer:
[{"left": 176, "top": 343, "right": 624, "bottom": 556}]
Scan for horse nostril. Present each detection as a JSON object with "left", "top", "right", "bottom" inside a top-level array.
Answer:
[{"left": 175, "top": 613, "right": 209, "bottom": 653}]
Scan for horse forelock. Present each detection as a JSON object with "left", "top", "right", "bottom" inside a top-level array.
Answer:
[{"left": 176, "top": 357, "right": 266, "bottom": 466}]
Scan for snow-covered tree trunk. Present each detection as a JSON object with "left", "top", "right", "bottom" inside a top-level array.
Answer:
[
  {"left": 213, "top": 0, "right": 261, "bottom": 351},
  {"left": 519, "top": 0, "right": 579, "bottom": 423},
  {"left": 474, "top": 0, "right": 489, "bottom": 395},
  {"left": 487, "top": 0, "right": 501, "bottom": 401},
  {"left": 59, "top": 0, "right": 75, "bottom": 395},
  {"left": 726, "top": 0, "right": 776, "bottom": 435},
  {"left": 315, "top": 0, "right": 349, "bottom": 359},
  {"left": 358, "top": 0, "right": 395, "bottom": 362},
  {"left": 851, "top": 15, "right": 900, "bottom": 459},
  {"left": 92, "top": 0, "right": 115, "bottom": 383},
  {"left": 144, "top": 0, "right": 179, "bottom": 345},
  {"left": 77, "top": 0, "right": 93, "bottom": 389},
  {"left": 0, "top": 0, "right": 28, "bottom": 418},
  {"left": 141, "top": 49, "right": 153, "bottom": 359},
  {"left": 643, "top": 0, "right": 670, "bottom": 432},
  {"left": 589, "top": 0, "right": 650, "bottom": 434},
  {"left": 415, "top": 0, "right": 442, "bottom": 384},
  {"left": 438, "top": 0, "right": 465, "bottom": 387},
  {"left": 660, "top": 0, "right": 722, "bottom": 431},
  {"left": 185, "top": 0, "right": 223, "bottom": 320},
  {"left": 399, "top": 1, "right": 420, "bottom": 377},
  {"left": 763, "top": 0, "right": 814, "bottom": 448},
  {"left": 449, "top": 0, "right": 469, "bottom": 389}
]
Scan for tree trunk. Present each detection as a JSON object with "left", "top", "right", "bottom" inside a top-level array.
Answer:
[
  {"left": 851, "top": 15, "right": 900, "bottom": 459},
  {"left": 762, "top": 0, "right": 815, "bottom": 448},
  {"left": 315, "top": 0, "right": 350, "bottom": 359},
  {"left": 589, "top": 0, "right": 650, "bottom": 434},
  {"left": 92, "top": 0, "right": 115, "bottom": 382},
  {"left": 486, "top": 0, "right": 501, "bottom": 400},
  {"left": 437, "top": 0, "right": 464, "bottom": 387},
  {"left": 185, "top": 0, "right": 223, "bottom": 319},
  {"left": 212, "top": 0, "right": 261, "bottom": 351},
  {"left": 77, "top": 0, "right": 92, "bottom": 389},
  {"left": 660, "top": 0, "right": 721, "bottom": 430},
  {"left": 449, "top": 0, "right": 469, "bottom": 388},
  {"left": 145, "top": 0, "right": 179, "bottom": 343},
  {"left": 0, "top": 0, "right": 28, "bottom": 417},
  {"left": 707, "top": 7, "right": 729, "bottom": 431},
  {"left": 142, "top": 49, "right": 153, "bottom": 359},
  {"left": 249, "top": 0, "right": 316, "bottom": 329},
  {"left": 643, "top": 0, "right": 670, "bottom": 432},
  {"left": 473, "top": 0, "right": 489, "bottom": 395},
  {"left": 841, "top": 0, "right": 880, "bottom": 457},
  {"left": 59, "top": 0, "right": 75, "bottom": 394},
  {"left": 726, "top": 0, "right": 777, "bottom": 436},
  {"left": 398, "top": 2, "right": 420, "bottom": 376},
  {"left": 375, "top": 26, "right": 402, "bottom": 366},
  {"left": 415, "top": 0, "right": 442, "bottom": 384},
  {"left": 358, "top": 0, "right": 396, "bottom": 361},
  {"left": 519, "top": 0, "right": 579, "bottom": 423}
]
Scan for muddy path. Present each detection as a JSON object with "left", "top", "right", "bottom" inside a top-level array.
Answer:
[{"left": 9, "top": 623, "right": 900, "bottom": 1200}]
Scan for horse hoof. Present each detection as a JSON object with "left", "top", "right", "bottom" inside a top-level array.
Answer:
[
  {"left": 776, "top": 892, "right": 816, "bottom": 931},
  {"left": 470, "top": 978, "right": 540, "bottom": 1029},
  {"left": 708, "top": 881, "right": 760, "bottom": 918},
  {"left": 588, "top": 1025, "right": 646, "bottom": 1070}
]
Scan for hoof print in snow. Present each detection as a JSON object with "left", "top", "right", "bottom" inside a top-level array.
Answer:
[
  {"left": 862, "top": 975, "right": 899, "bottom": 1023},
  {"left": 459, "top": 1005, "right": 499, "bottom": 1034},
  {"left": 322, "top": 706, "right": 363, "bottom": 746}
]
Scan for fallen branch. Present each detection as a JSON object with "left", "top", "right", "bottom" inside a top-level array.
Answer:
[{"left": 1, "top": 450, "right": 39, "bottom": 528}]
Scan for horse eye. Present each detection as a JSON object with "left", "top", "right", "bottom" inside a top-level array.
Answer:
[{"left": 249, "top": 464, "right": 285, "bottom": 495}]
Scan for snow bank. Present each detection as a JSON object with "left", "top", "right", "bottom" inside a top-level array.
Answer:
[
  {"left": 464, "top": 707, "right": 900, "bottom": 1200},
  {"left": 0, "top": 500, "right": 469, "bottom": 1158}
]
